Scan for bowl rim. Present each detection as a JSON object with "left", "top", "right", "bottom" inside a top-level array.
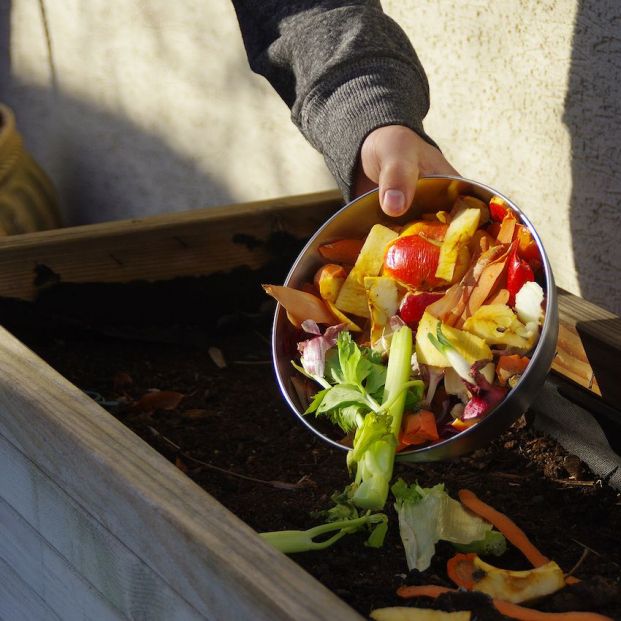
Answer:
[{"left": 272, "top": 175, "right": 557, "bottom": 458}]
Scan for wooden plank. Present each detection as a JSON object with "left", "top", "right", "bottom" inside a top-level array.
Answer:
[
  {"left": 0, "top": 325, "right": 362, "bottom": 621},
  {"left": 553, "top": 321, "right": 600, "bottom": 393},
  {"left": 0, "top": 188, "right": 614, "bottom": 403},
  {"left": 0, "top": 557, "right": 61, "bottom": 621},
  {"left": 0, "top": 191, "right": 342, "bottom": 301},
  {"left": 0, "top": 433, "right": 201, "bottom": 621},
  {"left": 1, "top": 190, "right": 616, "bottom": 401},
  {"left": 0, "top": 496, "right": 123, "bottom": 621},
  {"left": 554, "top": 288, "right": 621, "bottom": 406},
  {"left": 558, "top": 288, "right": 621, "bottom": 350}
]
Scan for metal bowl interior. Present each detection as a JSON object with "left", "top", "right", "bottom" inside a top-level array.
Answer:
[{"left": 272, "top": 175, "right": 558, "bottom": 462}]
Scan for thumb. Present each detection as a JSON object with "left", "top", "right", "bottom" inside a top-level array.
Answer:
[
  {"left": 360, "top": 126, "right": 421, "bottom": 217},
  {"left": 378, "top": 157, "right": 419, "bottom": 217},
  {"left": 359, "top": 125, "right": 458, "bottom": 217}
]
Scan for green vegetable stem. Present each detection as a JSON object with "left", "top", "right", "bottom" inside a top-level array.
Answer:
[
  {"left": 348, "top": 325, "right": 413, "bottom": 510},
  {"left": 259, "top": 513, "right": 387, "bottom": 554},
  {"left": 452, "top": 529, "right": 507, "bottom": 556}
]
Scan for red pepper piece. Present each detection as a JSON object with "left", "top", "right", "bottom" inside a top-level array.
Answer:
[
  {"left": 527, "top": 256, "right": 542, "bottom": 273},
  {"left": 486, "top": 221, "right": 501, "bottom": 239},
  {"left": 506, "top": 244, "right": 534, "bottom": 306},
  {"left": 489, "top": 197, "right": 512, "bottom": 222},
  {"left": 398, "top": 291, "right": 444, "bottom": 329},
  {"left": 516, "top": 224, "right": 542, "bottom": 265}
]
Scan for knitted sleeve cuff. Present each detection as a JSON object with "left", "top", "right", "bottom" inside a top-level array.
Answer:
[{"left": 296, "top": 57, "right": 436, "bottom": 200}]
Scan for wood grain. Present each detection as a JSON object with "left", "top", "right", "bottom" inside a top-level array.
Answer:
[
  {"left": 0, "top": 191, "right": 342, "bottom": 300},
  {"left": 0, "top": 557, "right": 61, "bottom": 621},
  {"left": 0, "top": 189, "right": 614, "bottom": 404},
  {"left": 0, "top": 495, "right": 125, "bottom": 621},
  {"left": 0, "top": 433, "right": 201, "bottom": 621},
  {"left": 0, "top": 326, "right": 362, "bottom": 621},
  {"left": 553, "top": 288, "right": 621, "bottom": 405}
]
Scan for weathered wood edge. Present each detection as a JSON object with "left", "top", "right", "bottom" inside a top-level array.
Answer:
[
  {"left": 0, "top": 325, "right": 363, "bottom": 621},
  {"left": 0, "top": 190, "right": 343, "bottom": 300},
  {"left": 0, "top": 190, "right": 344, "bottom": 249},
  {"left": 553, "top": 289, "right": 621, "bottom": 404},
  {"left": 0, "top": 188, "right": 616, "bottom": 403},
  {"left": 0, "top": 431, "right": 203, "bottom": 621}
]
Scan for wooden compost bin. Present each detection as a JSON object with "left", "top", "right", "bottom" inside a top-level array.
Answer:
[{"left": 0, "top": 191, "right": 619, "bottom": 621}]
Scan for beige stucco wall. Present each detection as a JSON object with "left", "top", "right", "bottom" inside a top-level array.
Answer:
[
  {"left": 1, "top": 1, "right": 335, "bottom": 224},
  {"left": 389, "top": 0, "right": 621, "bottom": 316},
  {"left": 1, "top": 1, "right": 620, "bottom": 314}
]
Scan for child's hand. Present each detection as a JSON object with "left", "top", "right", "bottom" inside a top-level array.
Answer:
[{"left": 353, "top": 125, "right": 459, "bottom": 216}]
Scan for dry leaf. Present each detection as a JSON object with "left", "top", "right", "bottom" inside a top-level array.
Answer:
[
  {"left": 133, "top": 390, "right": 184, "bottom": 413},
  {"left": 263, "top": 284, "right": 337, "bottom": 326},
  {"left": 208, "top": 346, "right": 227, "bottom": 369},
  {"left": 175, "top": 456, "right": 188, "bottom": 474},
  {"left": 112, "top": 371, "right": 133, "bottom": 393},
  {"left": 497, "top": 215, "right": 517, "bottom": 244},
  {"left": 181, "top": 409, "right": 210, "bottom": 420},
  {"left": 456, "top": 243, "right": 513, "bottom": 326}
]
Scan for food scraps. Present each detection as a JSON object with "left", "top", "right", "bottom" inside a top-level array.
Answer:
[{"left": 265, "top": 189, "right": 546, "bottom": 472}]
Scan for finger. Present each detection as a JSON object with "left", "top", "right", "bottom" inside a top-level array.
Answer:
[
  {"left": 378, "top": 158, "right": 419, "bottom": 217},
  {"left": 419, "top": 150, "right": 461, "bottom": 178}
]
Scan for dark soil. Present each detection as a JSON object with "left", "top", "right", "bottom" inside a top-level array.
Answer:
[{"left": 3, "top": 262, "right": 621, "bottom": 620}]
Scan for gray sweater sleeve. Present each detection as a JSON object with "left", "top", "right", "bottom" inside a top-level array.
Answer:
[{"left": 231, "top": 0, "right": 436, "bottom": 200}]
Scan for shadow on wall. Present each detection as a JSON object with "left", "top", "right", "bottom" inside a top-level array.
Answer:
[
  {"left": 564, "top": 1, "right": 621, "bottom": 315},
  {"left": 0, "top": 1, "right": 235, "bottom": 225},
  {"left": 0, "top": 84, "right": 237, "bottom": 225}
]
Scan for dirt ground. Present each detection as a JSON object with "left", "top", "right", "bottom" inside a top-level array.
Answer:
[{"left": 2, "top": 264, "right": 620, "bottom": 620}]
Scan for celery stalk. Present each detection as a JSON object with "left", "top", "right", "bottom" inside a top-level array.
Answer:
[
  {"left": 384, "top": 325, "right": 414, "bottom": 437},
  {"left": 350, "top": 325, "right": 413, "bottom": 510}
]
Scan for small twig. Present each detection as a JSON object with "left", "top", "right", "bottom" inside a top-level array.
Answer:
[
  {"left": 570, "top": 538, "right": 602, "bottom": 557},
  {"left": 254, "top": 330, "right": 271, "bottom": 346},
  {"left": 233, "top": 360, "right": 272, "bottom": 365},
  {"left": 489, "top": 472, "right": 528, "bottom": 480},
  {"left": 146, "top": 426, "right": 313, "bottom": 491},
  {"left": 566, "top": 547, "right": 589, "bottom": 578},
  {"left": 551, "top": 478, "right": 596, "bottom": 487}
]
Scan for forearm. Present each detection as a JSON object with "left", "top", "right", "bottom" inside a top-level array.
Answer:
[{"left": 231, "top": 1, "right": 435, "bottom": 199}]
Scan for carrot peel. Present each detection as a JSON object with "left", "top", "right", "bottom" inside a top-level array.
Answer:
[
  {"left": 458, "top": 489, "right": 550, "bottom": 567},
  {"left": 396, "top": 584, "right": 452, "bottom": 600},
  {"left": 317, "top": 238, "right": 364, "bottom": 264},
  {"left": 397, "top": 410, "right": 439, "bottom": 450},
  {"left": 397, "top": 583, "right": 614, "bottom": 621},
  {"left": 446, "top": 552, "right": 477, "bottom": 589}
]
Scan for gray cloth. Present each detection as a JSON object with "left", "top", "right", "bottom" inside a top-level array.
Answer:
[
  {"left": 531, "top": 380, "right": 621, "bottom": 490},
  {"left": 231, "top": 0, "right": 436, "bottom": 199}
]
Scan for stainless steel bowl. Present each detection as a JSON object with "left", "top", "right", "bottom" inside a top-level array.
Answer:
[{"left": 272, "top": 176, "right": 558, "bottom": 461}]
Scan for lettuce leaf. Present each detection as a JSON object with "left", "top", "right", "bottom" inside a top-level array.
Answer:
[{"left": 392, "top": 479, "right": 497, "bottom": 571}]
